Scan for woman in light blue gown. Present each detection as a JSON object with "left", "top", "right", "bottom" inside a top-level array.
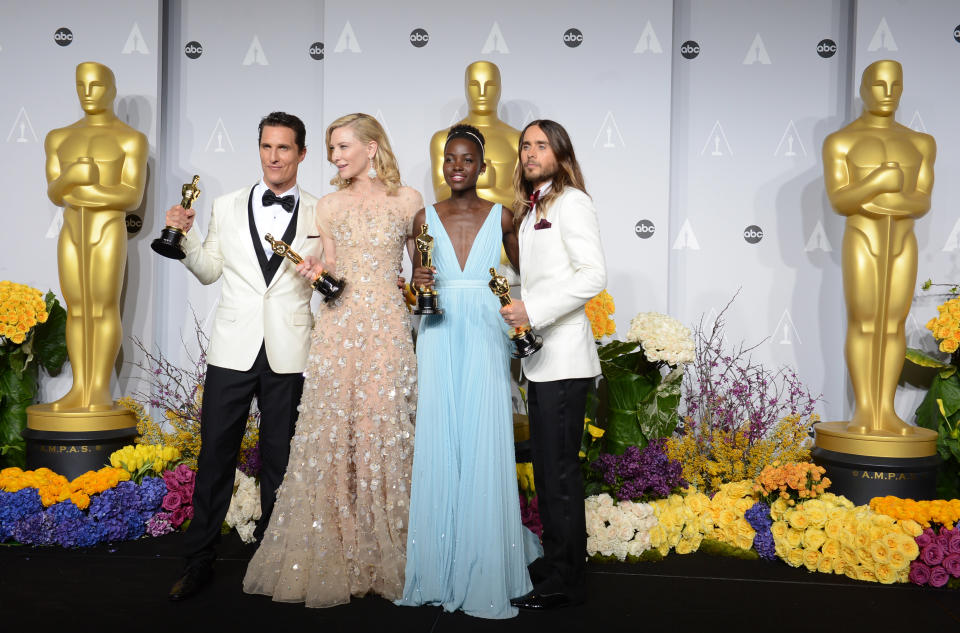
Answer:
[{"left": 397, "top": 125, "right": 540, "bottom": 619}]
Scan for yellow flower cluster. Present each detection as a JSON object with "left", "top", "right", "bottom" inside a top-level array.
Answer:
[
  {"left": 0, "top": 466, "right": 130, "bottom": 509},
  {"left": 755, "top": 461, "right": 830, "bottom": 501},
  {"left": 585, "top": 290, "right": 616, "bottom": 340},
  {"left": 926, "top": 297, "right": 960, "bottom": 354},
  {"left": 665, "top": 415, "right": 814, "bottom": 494},
  {"left": 698, "top": 480, "right": 759, "bottom": 551},
  {"left": 0, "top": 281, "right": 48, "bottom": 344},
  {"left": 869, "top": 496, "right": 960, "bottom": 529},
  {"left": 770, "top": 494, "right": 920, "bottom": 584},
  {"left": 649, "top": 492, "right": 706, "bottom": 556},
  {"left": 516, "top": 462, "right": 535, "bottom": 494},
  {"left": 109, "top": 444, "right": 181, "bottom": 475}
]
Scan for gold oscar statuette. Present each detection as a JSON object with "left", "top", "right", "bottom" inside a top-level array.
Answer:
[
  {"left": 264, "top": 234, "right": 345, "bottom": 303},
  {"left": 815, "top": 59, "right": 938, "bottom": 461},
  {"left": 151, "top": 175, "right": 201, "bottom": 260},
  {"left": 26, "top": 61, "right": 147, "bottom": 476},
  {"left": 413, "top": 224, "right": 442, "bottom": 315},
  {"left": 488, "top": 267, "right": 542, "bottom": 359}
]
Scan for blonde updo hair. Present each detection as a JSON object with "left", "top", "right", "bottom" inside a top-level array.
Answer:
[{"left": 326, "top": 113, "right": 401, "bottom": 195}]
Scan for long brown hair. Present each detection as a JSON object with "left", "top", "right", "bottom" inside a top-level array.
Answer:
[
  {"left": 512, "top": 119, "right": 589, "bottom": 223},
  {"left": 325, "top": 113, "right": 402, "bottom": 195}
]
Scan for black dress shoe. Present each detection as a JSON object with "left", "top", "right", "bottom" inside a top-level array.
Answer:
[
  {"left": 168, "top": 565, "right": 212, "bottom": 601},
  {"left": 510, "top": 591, "right": 579, "bottom": 610}
]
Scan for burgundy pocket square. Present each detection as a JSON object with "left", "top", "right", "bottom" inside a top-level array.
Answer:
[{"left": 534, "top": 218, "right": 552, "bottom": 230}]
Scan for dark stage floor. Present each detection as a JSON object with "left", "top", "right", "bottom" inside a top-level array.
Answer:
[{"left": 1, "top": 532, "right": 958, "bottom": 632}]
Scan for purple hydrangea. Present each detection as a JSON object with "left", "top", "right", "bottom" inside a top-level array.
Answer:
[
  {"left": 146, "top": 513, "right": 175, "bottom": 537},
  {"left": 744, "top": 501, "right": 776, "bottom": 560},
  {"left": 590, "top": 439, "right": 687, "bottom": 501},
  {"left": 0, "top": 489, "right": 44, "bottom": 541}
]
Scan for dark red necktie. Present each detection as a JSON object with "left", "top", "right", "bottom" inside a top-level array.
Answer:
[{"left": 529, "top": 189, "right": 541, "bottom": 208}]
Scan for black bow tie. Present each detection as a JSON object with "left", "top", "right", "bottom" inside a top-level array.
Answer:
[{"left": 262, "top": 189, "right": 295, "bottom": 212}]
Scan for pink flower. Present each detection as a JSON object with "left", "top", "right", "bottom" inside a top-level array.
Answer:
[
  {"left": 947, "top": 529, "right": 960, "bottom": 555},
  {"left": 916, "top": 528, "right": 935, "bottom": 548},
  {"left": 943, "top": 554, "right": 960, "bottom": 578},
  {"left": 929, "top": 566, "right": 950, "bottom": 588},
  {"left": 170, "top": 506, "right": 190, "bottom": 528},
  {"left": 162, "top": 470, "right": 178, "bottom": 488},
  {"left": 921, "top": 542, "right": 946, "bottom": 567},
  {"left": 174, "top": 464, "right": 195, "bottom": 485},
  {"left": 162, "top": 490, "right": 183, "bottom": 511},
  {"left": 180, "top": 481, "right": 195, "bottom": 503},
  {"left": 908, "top": 560, "right": 931, "bottom": 586}
]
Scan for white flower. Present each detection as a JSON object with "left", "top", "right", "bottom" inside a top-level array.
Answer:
[
  {"left": 225, "top": 469, "right": 261, "bottom": 543},
  {"left": 625, "top": 312, "right": 695, "bottom": 366}
]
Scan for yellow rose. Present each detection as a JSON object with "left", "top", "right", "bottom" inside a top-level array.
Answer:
[
  {"left": 770, "top": 498, "right": 790, "bottom": 520},
  {"left": 868, "top": 525, "right": 885, "bottom": 543},
  {"left": 668, "top": 494, "right": 684, "bottom": 508},
  {"left": 682, "top": 523, "right": 700, "bottom": 540},
  {"left": 803, "top": 548, "right": 821, "bottom": 572},
  {"left": 898, "top": 519, "right": 923, "bottom": 537},
  {"left": 649, "top": 524, "right": 667, "bottom": 547},
  {"left": 817, "top": 556, "right": 836, "bottom": 574},
  {"left": 854, "top": 531, "right": 870, "bottom": 550},
  {"left": 869, "top": 541, "right": 890, "bottom": 564},
  {"left": 821, "top": 538, "right": 841, "bottom": 559},
  {"left": 844, "top": 564, "right": 860, "bottom": 581},
  {"left": 717, "top": 508, "right": 737, "bottom": 528},
  {"left": 802, "top": 528, "right": 827, "bottom": 551},
  {"left": 786, "top": 528, "right": 803, "bottom": 549},
  {"left": 684, "top": 493, "right": 707, "bottom": 515},
  {"left": 788, "top": 510, "right": 810, "bottom": 531},
  {"left": 734, "top": 497, "right": 754, "bottom": 515},
  {"left": 840, "top": 546, "right": 858, "bottom": 567},
  {"left": 735, "top": 533, "right": 754, "bottom": 551},
  {"left": 888, "top": 549, "right": 907, "bottom": 570},
  {"left": 770, "top": 521, "right": 789, "bottom": 543},
  {"left": 896, "top": 536, "right": 919, "bottom": 560},
  {"left": 824, "top": 518, "right": 844, "bottom": 540},
  {"left": 675, "top": 537, "right": 699, "bottom": 555},
  {"left": 857, "top": 566, "right": 877, "bottom": 583},
  {"left": 871, "top": 513, "right": 895, "bottom": 528},
  {"left": 785, "top": 548, "right": 805, "bottom": 568},
  {"left": 856, "top": 547, "right": 874, "bottom": 566}
]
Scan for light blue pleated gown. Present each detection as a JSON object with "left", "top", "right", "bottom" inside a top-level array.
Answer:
[{"left": 397, "top": 204, "right": 541, "bottom": 619}]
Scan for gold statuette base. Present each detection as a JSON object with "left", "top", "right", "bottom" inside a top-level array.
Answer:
[
  {"left": 813, "top": 421, "right": 938, "bottom": 458},
  {"left": 27, "top": 403, "right": 137, "bottom": 433}
]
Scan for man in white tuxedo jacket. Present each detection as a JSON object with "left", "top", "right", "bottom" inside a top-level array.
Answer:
[
  {"left": 501, "top": 120, "right": 606, "bottom": 610},
  {"left": 165, "top": 113, "right": 323, "bottom": 601}
]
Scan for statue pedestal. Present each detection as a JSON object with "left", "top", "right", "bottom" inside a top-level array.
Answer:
[
  {"left": 23, "top": 404, "right": 138, "bottom": 480},
  {"left": 812, "top": 421, "right": 940, "bottom": 505}
]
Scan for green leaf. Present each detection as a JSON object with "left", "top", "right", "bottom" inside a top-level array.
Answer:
[
  {"left": 32, "top": 294, "right": 67, "bottom": 376},
  {"left": 597, "top": 340, "right": 640, "bottom": 361},
  {"left": 905, "top": 347, "right": 952, "bottom": 369},
  {"left": 915, "top": 373, "right": 960, "bottom": 431},
  {"left": 605, "top": 407, "right": 648, "bottom": 454},
  {"left": 941, "top": 367, "right": 958, "bottom": 379}
]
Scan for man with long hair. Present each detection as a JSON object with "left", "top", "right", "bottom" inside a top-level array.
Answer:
[{"left": 500, "top": 120, "right": 606, "bottom": 609}]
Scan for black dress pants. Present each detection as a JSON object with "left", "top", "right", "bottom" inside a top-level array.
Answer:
[
  {"left": 182, "top": 343, "right": 303, "bottom": 569},
  {"left": 527, "top": 377, "right": 591, "bottom": 600}
]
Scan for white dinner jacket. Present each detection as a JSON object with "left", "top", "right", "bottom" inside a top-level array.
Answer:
[
  {"left": 519, "top": 187, "right": 607, "bottom": 382},
  {"left": 180, "top": 185, "right": 322, "bottom": 374}
]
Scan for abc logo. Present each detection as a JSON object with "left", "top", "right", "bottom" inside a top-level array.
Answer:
[
  {"left": 309, "top": 42, "right": 324, "bottom": 60},
  {"left": 563, "top": 28, "right": 583, "bottom": 48},
  {"left": 743, "top": 225, "right": 764, "bottom": 244},
  {"left": 410, "top": 28, "right": 429, "bottom": 47},
  {"left": 816, "top": 39, "right": 837, "bottom": 58},
  {"left": 954, "top": 25, "right": 960, "bottom": 43},
  {"left": 54, "top": 27, "right": 73, "bottom": 47},
  {"left": 125, "top": 214, "right": 143, "bottom": 235},
  {"left": 184, "top": 41, "right": 203, "bottom": 59},
  {"left": 635, "top": 219, "right": 655, "bottom": 239},
  {"left": 680, "top": 40, "right": 700, "bottom": 59}
]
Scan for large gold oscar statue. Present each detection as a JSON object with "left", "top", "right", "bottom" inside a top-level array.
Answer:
[
  {"left": 815, "top": 60, "right": 937, "bottom": 460},
  {"left": 429, "top": 61, "right": 519, "bottom": 207},
  {"left": 27, "top": 62, "right": 147, "bottom": 443}
]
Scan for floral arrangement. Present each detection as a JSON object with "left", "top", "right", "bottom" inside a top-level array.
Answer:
[
  {"left": 626, "top": 312, "right": 695, "bottom": 367},
  {"left": 519, "top": 493, "right": 542, "bottom": 538},
  {"left": 770, "top": 494, "right": 919, "bottom": 583},
  {"left": 648, "top": 491, "right": 711, "bottom": 556},
  {"left": 225, "top": 469, "right": 261, "bottom": 543},
  {"left": 153, "top": 463, "right": 195, "bottom": 532},
  {"left": 109, "top": 444, "right": 181, "bottom": 483},
  {"left": 906, "top": 281, "right": 960, "bottom": 499},
  {"left": 754, "top": 461, "right": 831, "bottom": 504},
  {"left": 0, "top": 475, "right": 166, "bottom": 547},
  {"left": 127, "top": 316, "right": 260, "bottom": 470},
  {"left": 666, "top": 414, "right": 815, "bottom": 493},
  {"left": 908, "top": 526, "right": 960, "bottom": 587},
  {"left": 584, "top": 311, "right": 694, "bottom": 457},
  {"left": 869, "top": 496, "right": 960, "bottom": 529},
  {"left": 585, "top": 493, "right": 656, "bottom": 559},
  {"left": 672, "top": 296, "right": 820, "bottom": 493},
  {"left": 0, "top": 283, "right": 67, "bottom": 468},
  {"left": 587, "top": 439, "right": 686, "bottom": 501},
  {"left": 0, "top": 466, "right": 130, "bottom": 509},
  {"left": 585, "top": 290, "right": 616, "bottom": 341}
]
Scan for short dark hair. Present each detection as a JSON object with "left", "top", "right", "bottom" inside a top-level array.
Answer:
[
  {"left": 445, "top": 124, "right": 485, "bottom": 157},
  {"left": 258, "top": 112, "right": 306, "bottom": 152}
]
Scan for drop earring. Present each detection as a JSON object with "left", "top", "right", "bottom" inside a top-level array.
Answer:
[{"left": 368, "top": 157, "right": 377, "bottom": 180}]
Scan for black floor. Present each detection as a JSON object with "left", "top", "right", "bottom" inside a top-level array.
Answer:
[{"left": 1, "top": 532, "right": 958, "bottom": 632}]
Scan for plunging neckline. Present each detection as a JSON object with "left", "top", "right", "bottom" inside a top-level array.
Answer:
[{"left": 432, "top": 203, "right": 499, "bottom": 274}]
